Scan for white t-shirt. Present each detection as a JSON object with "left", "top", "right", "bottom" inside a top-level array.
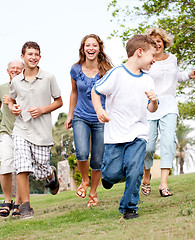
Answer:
[
  {"left": 146, "top": 53, "right": 189, "bottom": 120},
  {"left": 94, "top": 64, "right": 155, "bottom": 144}
]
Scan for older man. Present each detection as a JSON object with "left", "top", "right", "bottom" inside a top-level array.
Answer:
[{"left": 0, "top": 60, "right": 24, "bottom": 217}]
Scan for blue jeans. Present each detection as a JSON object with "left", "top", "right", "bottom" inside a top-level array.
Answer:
[
  {"left": 72, "top": 115, "right": 104, "bottom": 170},
  {"left": 101, "top": 138, "right": 146, "bottom": 213},
  {"left": 144, "top": 113, "right": 177, "bottom": 169}
]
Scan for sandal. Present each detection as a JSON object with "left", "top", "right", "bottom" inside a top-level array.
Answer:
[
  {"left": 87, "top": 194, "right": 99, "bottom": 207},
  {"left": 76, "top": 182, "right": 89, "bottom": 198},
  {"left": 159, "top": 187, "right": 173, "bottom": 197},
  {"left": 0, "top": 200, "right": 13, "bottom": 217},
  {"left": 141, "top": 183, "right": 151, "bottom": 196},
  {"left": 12, "top": 204, "right": 20, "bottom": 219}
]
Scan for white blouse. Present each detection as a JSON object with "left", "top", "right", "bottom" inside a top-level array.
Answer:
[{"left": 147, "top": 53, "right": 190, "bottom": 120}]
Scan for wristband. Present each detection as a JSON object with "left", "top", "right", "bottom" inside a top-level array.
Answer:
[{"left": 148, "top": 99, "right": 160, "bottom": 105}]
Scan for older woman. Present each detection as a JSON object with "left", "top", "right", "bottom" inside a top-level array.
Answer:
[{"left": 142, "top": 28, "right": 195, "bottom": 197}]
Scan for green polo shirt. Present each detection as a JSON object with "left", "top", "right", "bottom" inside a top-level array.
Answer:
[
  {"left": 0, "top": 83, "right": 15, "bottom": 135},
  {"left": 10, "top": 68, "right": 61, "bottom": 146}
]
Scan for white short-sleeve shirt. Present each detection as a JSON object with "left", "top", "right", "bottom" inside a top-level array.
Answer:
[
  {"left": 94, "top": 64, "right": 155, "bottom": 144},
  {"left": 146, "top": 53, "right": 190, "bottom": 120}
]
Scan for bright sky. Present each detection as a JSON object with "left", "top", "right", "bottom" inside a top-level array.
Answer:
[{"left": 0, "top": 0, "right": 126, "bottom": 122}]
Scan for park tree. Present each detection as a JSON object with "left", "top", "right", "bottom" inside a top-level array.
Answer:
[{"left": 176, "top": 123, "right": 195, "bottom": 174}]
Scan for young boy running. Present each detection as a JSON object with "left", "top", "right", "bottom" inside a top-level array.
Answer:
[
  {"left": 9, "top": 42, "right": 63, "bottom": 219},
  {"left": 91, "top": 35, "right": 159, "bottom": 220}
]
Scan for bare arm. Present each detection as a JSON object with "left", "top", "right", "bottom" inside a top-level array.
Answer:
[
  {"left": 145, "top": 91, "right": 158, "bottom": 113},
  {"left": 3, "top": 95, "right": 22, "bottom": 116},
  {"left": 2, "top": 95, "right": 12, "bottom": 105},
  {"left": 64, "top": 78, "right": 78, "bottom": 130},
  {"left": 28, "top": 96, "right": 63, "bottom": 119},
  {"left": 178, "top": 70, "right": 195, "bottom": 82},
  {"left": 91, "top": 87, "right": 110, "bottom": 124}
]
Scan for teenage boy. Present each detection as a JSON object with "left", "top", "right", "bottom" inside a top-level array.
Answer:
[
  {"left": 9, "top": 41, "right": 63, "bottom": 219},
  {"left": 91, "top": 35, "right": 159, "bottom": 220},
  {"left": 0, "top": 60, "right": 24, "bottom": 218}
]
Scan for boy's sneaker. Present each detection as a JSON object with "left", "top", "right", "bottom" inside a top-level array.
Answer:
[
  {"left": 45, "top": 166, "right": 59, "bottom": 195},
  {"left": 19, "top": 202, "right": 34, "bottom": 219},
  {"left": 123, "top": 209, "right": 139, "bottom": 220},
  {"left": 102, "top": 178, "right": 113, "bottom": 189}
]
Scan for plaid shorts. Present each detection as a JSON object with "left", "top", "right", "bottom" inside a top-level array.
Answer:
[{"left": 13, "top": 136, "right": 53, "bottom": 179}]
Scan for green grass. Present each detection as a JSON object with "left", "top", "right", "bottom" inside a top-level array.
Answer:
[{"left": 0, "top": 173, "right": 194, "bottom": 240}]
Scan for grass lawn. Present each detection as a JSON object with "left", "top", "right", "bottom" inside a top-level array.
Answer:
[{"left": 0, "top": 173, "right": 194, "bottom": 240}]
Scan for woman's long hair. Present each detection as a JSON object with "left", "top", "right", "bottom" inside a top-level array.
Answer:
[{"left": 76, "top": 34, "right": 113, "bottom": 78}]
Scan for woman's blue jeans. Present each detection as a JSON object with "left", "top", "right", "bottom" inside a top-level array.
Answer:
[
  {"left": 72, "top": 115, "right": 104, "bottom": 170},
  {"left": 101, "top": 138, "right": 146, "bottom": 212}
]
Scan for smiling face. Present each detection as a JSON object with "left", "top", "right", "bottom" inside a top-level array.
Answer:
[
  {"left": 84, "top": 37, "right": 100, "bottom": 61},
  {"left": 7, "top": 61, "right": 24, "bottom": 81},
  {"left": 140, "top": 46, "right": 156, "bottom": 71},
  {"left": 150, "top": 35, "right": 165, "bottom": 55},
  {"left": 21, "top": 48, "right": 41, "bottom": 69}
]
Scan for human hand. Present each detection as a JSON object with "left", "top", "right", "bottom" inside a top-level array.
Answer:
[
  {"left": 9, "top": 103, "right": 22, "bottom": 116},
  {"left": 96, "top": 108, "right": 110, "bottom": 124},
  {"left": 145, "top": 90, "right": 158, "bottom": 103},
  {"left": 64, "top": 116, "right": 73, "bottom": 130},
  {"left": 189, "top": 70, "right": 195, "bottom": 79},
  {"left": 2, "top": 95, "right": 11, "bottom": 105},
  {"left": 28, "top": 106, "right": 43, "bottom": 118}
]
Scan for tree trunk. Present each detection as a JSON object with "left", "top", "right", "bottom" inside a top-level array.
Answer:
[{"left": 179, "top": 151, "right": 185, "bottom": 174}]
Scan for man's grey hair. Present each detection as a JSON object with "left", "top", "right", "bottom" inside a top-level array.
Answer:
[{"left": 7, "top": 60, "right": 24, "bottom": 69}]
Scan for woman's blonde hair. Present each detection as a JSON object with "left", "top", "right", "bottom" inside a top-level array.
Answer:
[
  {"left": 146, "top": 28, "right": 173, "bottom": 49},
  {"left": 76, "top": 34, "right": 113, "bottom": 78}
]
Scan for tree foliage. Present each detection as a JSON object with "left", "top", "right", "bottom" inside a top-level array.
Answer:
[{"left": 108, "top": 0, "right": 194, "bottom": 68}]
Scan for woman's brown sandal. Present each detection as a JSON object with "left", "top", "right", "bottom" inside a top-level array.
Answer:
[
  {"left": 141, "top": 183, "right": 151, "bottom": 196},
  {"left": 87, "top": 194, "right": 99, "bottom": 207},
  {"left": 76, "top": 182, "right": 89, "bottom": 198},
  {"left": 159, "top": 188, "right": 173, "bottom": 197}
]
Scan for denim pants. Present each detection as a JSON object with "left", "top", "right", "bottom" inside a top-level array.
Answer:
[
  {"left": 72, "top": 115, "right": 104, "bottom": 170},
  {"left": 144, "top": 113, "right": 177, "bottom": 169},
  {"left": 101, "top": 138, "right": 146, "bottom": 213}
]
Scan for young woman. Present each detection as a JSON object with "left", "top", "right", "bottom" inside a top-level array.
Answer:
[
  {"left": 65, "top": 34, "right": 113, "bottom": 207},
  {"left": 142, "top": 28, "right": 195, "bottom": 197}
]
